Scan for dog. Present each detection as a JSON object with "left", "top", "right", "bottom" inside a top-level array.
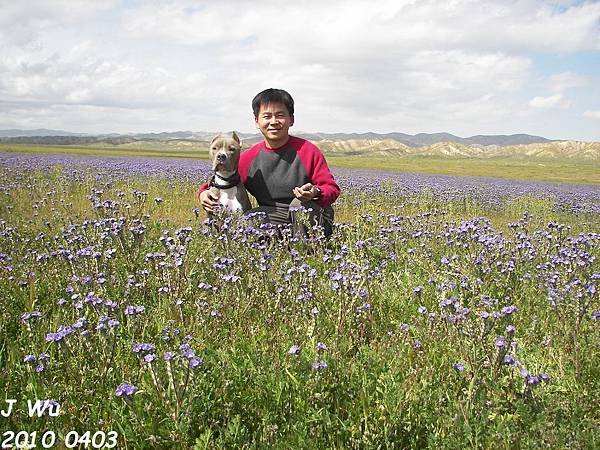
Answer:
[{"left": 206, "top": 131, "right": 251, "bottom": 214}]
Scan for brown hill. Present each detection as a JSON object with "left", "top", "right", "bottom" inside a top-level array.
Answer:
[
  {"left": 318, "top": 139, "right": 600, "bottom": 161},
  {"left": 318, "top": 139, "right": 412, "bottom": 155}
]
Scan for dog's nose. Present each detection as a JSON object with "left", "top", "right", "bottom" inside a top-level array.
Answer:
[{"left": 217, "top": 153, "right": 227, "bottom": 162}]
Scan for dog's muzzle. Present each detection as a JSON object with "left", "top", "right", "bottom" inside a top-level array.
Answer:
[{"left": 216, "top": 153, "right": 227, "bottom": 162}]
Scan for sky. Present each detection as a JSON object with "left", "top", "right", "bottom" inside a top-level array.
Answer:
[{"left": 0, "top": 0, "right": 599, "bottom": 141}]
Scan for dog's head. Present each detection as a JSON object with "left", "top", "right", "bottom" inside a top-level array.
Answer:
[{"left": 208, "top": 131, "right": 242, "bottom": 172}]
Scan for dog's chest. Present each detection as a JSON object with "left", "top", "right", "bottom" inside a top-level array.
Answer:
[{"left": 218, "top": 187, "right": 244, "bottom": 213}]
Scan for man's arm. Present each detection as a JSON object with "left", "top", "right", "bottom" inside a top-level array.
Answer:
[{"left": 303, "top": 143, "right": 340, "bottom": 208}]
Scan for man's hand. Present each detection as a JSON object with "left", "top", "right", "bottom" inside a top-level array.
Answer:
[
  {"left": 293, "top": 183, "right": 319, "bottom": 202},
  {"left": 199, "top": 190, "right": 219, "bottom": 213}
]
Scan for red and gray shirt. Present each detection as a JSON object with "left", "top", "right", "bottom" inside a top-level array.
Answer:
[{"left": 200, "top": 136, "right": 340, "bottom": 208}]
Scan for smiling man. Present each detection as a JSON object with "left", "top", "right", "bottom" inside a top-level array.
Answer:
[{"left": 199, "top": 88, "right": 340, "bottom": 237}]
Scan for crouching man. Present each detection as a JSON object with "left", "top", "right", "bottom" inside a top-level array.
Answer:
[{"left": 198, "top": 88, "right": 340, "bottom": 237}]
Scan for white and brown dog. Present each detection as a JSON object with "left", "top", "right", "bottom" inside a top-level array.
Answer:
[{"left": 207, "top": 131, "right": 251, "bottom": 214}]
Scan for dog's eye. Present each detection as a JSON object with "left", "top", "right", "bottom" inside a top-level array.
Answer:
[{"left": 211, "top": 147, "right": 217, "bottom": 150}]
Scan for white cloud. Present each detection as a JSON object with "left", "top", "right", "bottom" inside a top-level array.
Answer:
[
  {"left": 0, "top": 0, "right": 599, "bottom": 138},
  {"left": 548, "top": 71, "right": 588, "bottom": 92},
  {"left": 0, "top": 1, "right": 116, "bottom": 47},
  {"left": 583, "top": 110, "right": 600, "bottom": 119},
  {"left": 529, "top": 93, "right": 571, "bottom": 109},
  {"left": 0, "top": 50, "right": 208, "bottom": 109},
  {"left": 121, "top": 2, "right": 260, "bottom": 47},
  {"left": 120, "top": 0, "right": 600, "bottom": 54}
]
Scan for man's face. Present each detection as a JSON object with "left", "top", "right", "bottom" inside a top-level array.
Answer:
[{"left": 255, "top": 102, "right": 294, "bottom": 148}]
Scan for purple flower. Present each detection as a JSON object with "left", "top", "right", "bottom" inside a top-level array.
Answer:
[
  {"left": 20, "top": 311, "right": 42, "bottom": 323},
  {"left": 222, "top": 273, "right": 241, "bottom": 283},
  {"left": 23, "top": 355, "right": 36, "bottom": 364},
  {"left": 330, "top": 271, "right": 343, "bottom": 282},
  {"left": 506, "top": 325, "right": 516, "bottom": 334},
  {"left": 501, "top": 305, "right": 517, "bottom": 316},
  {"left": 124, "top": 305, "right": 145, "bottom": 316},
  {"left": 356, "top": 302, "right": 370, "bottom": 313},
  {"left": 413, "top": 340, "right": 422, "bottom": 350},
  {"left": 72, "top": 317, "right": 88, "bottom": 329},
  {"left": 189, "top": 356, "right": 203, "bottom": 369},
  {"left": 495, "top": 336, "right": 507, "bottom": 348},
  {"left": 288, "top": 345, "right": 301, "bottom": 356},
  {"left": 316, "top": 342, "right": 328, "bottom": 352},
  {"left": 439, "top": 298, "right": 454, "bottom": 308},
  {"left": 115, "top": 382, "right": 138, "bottom": 398},
  {"left": 180, "top": 343, "right": 195, "bottom": 359},
  {"left": 143, "top": 353, "right": 156, "bottom": 364},
  {"left": 502, "top": 355, "right": 516, "bottom": 366},
  {"left": 413, "top": 286, "right": 423, "bottom": 295},
  {"left": 592, "top": 310, "right": 600, "bottom": 320},
  {"left": 453, "top": 362, "right": 465, "bottom": 372},
  {"left": 163, "top": 351, "right": 175, "bottom": 361},
  {"left": 311, "top": 360, "right": 328, "bottom": 371},
  {"left": 417, "top": 306, "right": 428, "bottom": 315},
  {"left": 104, "top": 300, "right": 118, "bottom": 311},
  {"left": 198, "top": 282, "right": 215, "bottom": 291},
  {"left": 45, "top": 325, "right": 73, "bottom": 343},
  {"left": 132, "top": 342, "right": 155, "bottom": 355}
]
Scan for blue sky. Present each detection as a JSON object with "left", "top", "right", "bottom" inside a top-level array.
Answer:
[{"left": 0, "top": 0, "right": 599, "bottom": 141}]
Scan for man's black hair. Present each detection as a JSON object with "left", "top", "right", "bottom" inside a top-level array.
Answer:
[{"left": 252, "top": 88, "right": 294, "bottom": 118}]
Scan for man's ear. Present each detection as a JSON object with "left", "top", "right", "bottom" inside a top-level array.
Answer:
[{"left": 290, "top": 115, "right": 294, "bottom": 127}]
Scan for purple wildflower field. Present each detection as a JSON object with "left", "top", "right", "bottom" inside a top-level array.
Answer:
[
  {"left": 1, "top": 151, "right": 599, "bottom": 448},
  {"left": 2, "top": 152, "right": 600, "bottom": 214}
]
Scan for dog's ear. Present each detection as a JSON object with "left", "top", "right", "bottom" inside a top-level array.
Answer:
[
  {"left": 231, "top": 131, "right": 240, "bottom": 144},
  {"left": 210, "top": 133, "right": 222, "bottom": 147}
]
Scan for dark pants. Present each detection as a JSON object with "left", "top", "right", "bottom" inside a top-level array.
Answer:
[{"left": 244, "top": 199, "right": 334, "bottom": 238}]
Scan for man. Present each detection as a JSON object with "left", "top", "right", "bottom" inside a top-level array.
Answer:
[{"left": 198, "top": 88, "right": 340, "bottom": 237}]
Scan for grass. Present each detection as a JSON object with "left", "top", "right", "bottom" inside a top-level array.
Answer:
[
  {"left": 326, "top": 155, "right": 600, "bottom": 185},
  {"left": 0, "top": 159, "right": 599, "bottom": 448}
]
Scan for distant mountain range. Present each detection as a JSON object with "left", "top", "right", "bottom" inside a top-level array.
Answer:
[
  {"left": 0, "top": 128, "right": 89, "bottom": 138},
  {"left": 292, "top": 132, "right": 555, "bottom": 147},
  {"left": 316, "top": 139, "right": 600, "bottom": 160},
  {"left": 2, "top": 128, "right": 599, "bottom": 160},
  {"left": 0, "top": 128, "right": 556, "bottom": 147}
]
